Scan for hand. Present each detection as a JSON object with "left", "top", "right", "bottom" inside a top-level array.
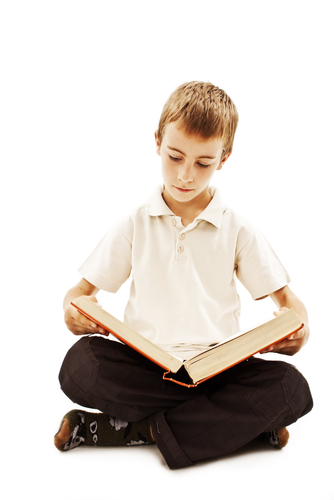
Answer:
[
  {"left": 260, "top": 307, "right": 310, "bottom": 356},
  {"left": 64, "top": 295, "right": 108, "bottom": 336}
]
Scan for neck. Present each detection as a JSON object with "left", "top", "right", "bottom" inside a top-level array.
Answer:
[{"left": 162, "top": 188, "right": 212, "bottom": 226}]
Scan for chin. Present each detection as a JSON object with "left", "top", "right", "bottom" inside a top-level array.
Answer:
[{"left": 173, "top": 191, "right": 195, "bottom": 202}]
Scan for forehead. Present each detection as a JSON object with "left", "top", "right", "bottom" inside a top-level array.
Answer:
[{"left": 162, "top": 121, "right": 224, "bottom": 157}]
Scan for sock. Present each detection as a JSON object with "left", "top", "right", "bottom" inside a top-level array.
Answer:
[
  {"left": 54, "top": 410, "right": 154, "bottom": 452},
  {"left": 261, "top": 427, "right": 290, "bottom": 449}
]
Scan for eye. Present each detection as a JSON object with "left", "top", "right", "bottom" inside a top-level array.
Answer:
[
  {"left": 169, "top": 155, "right": 181, "bottom": 162},
  {"left": 197, "top": 162, "right": 210, "bottom": 168}
]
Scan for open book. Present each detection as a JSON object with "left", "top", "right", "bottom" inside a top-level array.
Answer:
[{"left": 71, "top": 296, "right": 303, "bottom": 388}]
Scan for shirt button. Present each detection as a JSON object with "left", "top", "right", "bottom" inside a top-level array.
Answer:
[
  {"left": 179, "top": 233, "right": 185, "bottom": 240},
  {"left": 177, "top": 245, "right": 184, "bottom": 253},
  {"left": 171, "top": 219, "right": 177, "bottom": 226}
]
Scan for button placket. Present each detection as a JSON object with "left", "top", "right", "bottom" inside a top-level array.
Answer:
[
  {"left": 170, "top": 216, "right": 187, "bottom": 260},
  {"left": 178, "top": 229, "right": 185, "bottom": 254}
]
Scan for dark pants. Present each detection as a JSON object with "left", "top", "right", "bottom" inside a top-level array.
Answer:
[{"left": 59, "top": 336, "right": 313, "bottom": 469}]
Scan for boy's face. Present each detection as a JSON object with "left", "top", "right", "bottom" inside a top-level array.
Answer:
[{"left": 155, "top": 121, "right": 230, "bottom": 212}]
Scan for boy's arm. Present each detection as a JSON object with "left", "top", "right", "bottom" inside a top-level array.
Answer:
[
  {"left": 261, "top": 285, "right": 310, "bottom": 356},
  {"left": 63, "top": 278, "right": 108, "bottom": 336}
]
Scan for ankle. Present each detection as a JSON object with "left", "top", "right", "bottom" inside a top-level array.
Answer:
[
  {"left": 55, "top": 410, "right": 155, "bottom": 451},
  {"left": 148, "top": 424, "right": 155, "bottom": 443}
]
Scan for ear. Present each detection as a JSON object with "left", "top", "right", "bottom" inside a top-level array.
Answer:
[
  {"left": 154, "top": 130, "right": 161, "bottom": 156},
  {"left": 216, "top": 151, "right": 231, "bottom": 171}
]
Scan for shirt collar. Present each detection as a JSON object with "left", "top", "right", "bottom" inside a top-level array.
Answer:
[
  {"left": 147, "top": 185, "right": 175, "bottom": 217},
  {"left": 196, "top": 187, "right": 227, "bottom": 228},
  {"left": 147, "top": 185, "right": 227, "bottom": 229}
]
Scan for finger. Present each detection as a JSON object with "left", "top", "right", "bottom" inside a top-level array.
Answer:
[
  {"left": 273, "top": 307, "right": 289, "bottom": 317},
  {"left": 272, "top": 336, "right": 304, "bottom": 355},
  {"left": 261, "top": 335, "right": 298, "bottom": 354},
  {"left": 94, "top": 325, "right": 109, "bottom": 336},
  {"left": 287, "top": 328, "right": 305, "bottom": 341},
  {"left": 70, "top": 310, "right": 96, "bottom": 331},
  {"left": 82, "top": 318, "right": 108, "bottom": 336},
  {"left": 260, "top": 344, "right": 276, "bottom": 353},
  {"left": 82, "top": 316, "right": 108, "bottom": 336},
  {"left": 72, "top": 323, "right": 109, "bottom": 336},
  {"left": 71, "top": 301, "right": 107, "bottom": 335}
]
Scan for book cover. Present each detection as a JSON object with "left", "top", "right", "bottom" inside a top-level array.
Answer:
[{"left": 71, "top": 296, "right": 303, "bottom": 387}]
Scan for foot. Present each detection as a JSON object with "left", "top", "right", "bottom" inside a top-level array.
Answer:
[
  {"left": 261, "top": 427, "right": 290, "bottom": 449},
  {"left": 54, "top": 410, "right": 153, "bottom": 451}
]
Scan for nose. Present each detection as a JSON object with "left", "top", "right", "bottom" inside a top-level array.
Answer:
[{"left": 178, "top": 162, "right": 193, "bottom": 183}]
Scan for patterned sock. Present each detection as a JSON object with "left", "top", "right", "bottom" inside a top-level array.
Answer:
[
  {"left": 54, "top": 410, "right": 154, "bottom": 452},
  {"left": 261, "top": 427, "right": 290, "bottom": 449}
]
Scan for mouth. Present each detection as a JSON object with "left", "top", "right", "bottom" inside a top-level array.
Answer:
[{"left": 174, "top": 186, "right": 193, "bottom": 193}]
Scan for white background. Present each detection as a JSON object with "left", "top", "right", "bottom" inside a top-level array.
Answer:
[{"left": 1, "top": 1, "right": 333, "bottom": 498}]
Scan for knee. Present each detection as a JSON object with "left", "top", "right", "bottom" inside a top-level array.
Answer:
[
  {"left": 59, "top": 337, "right": 99, "bottom": 403},
  {"left": 280, "top": 363, "right": 313, "bottom": 420}
]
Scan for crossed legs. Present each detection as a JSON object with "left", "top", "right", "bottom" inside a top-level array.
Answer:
[{"left": 56, "top": 336, "right": 313, "bottom": 469}]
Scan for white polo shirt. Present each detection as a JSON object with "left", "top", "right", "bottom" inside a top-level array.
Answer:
[{"left": 79, "top": 186, "right": 290, "bottom": 358}]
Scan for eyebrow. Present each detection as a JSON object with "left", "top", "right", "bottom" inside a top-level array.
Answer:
[{"left": 167, "top": 146, "right": 217, "bottom": 160}]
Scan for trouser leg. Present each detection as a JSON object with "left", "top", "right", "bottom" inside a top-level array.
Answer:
[
  {"left": 59, "top": 337, "right": 313, "bottom": 469},
  {"left": 59, "top": 336, "right": 203, "bottom": 421},
  {"left": 149, "top": 357, "right": 313, "bottom": 468}
]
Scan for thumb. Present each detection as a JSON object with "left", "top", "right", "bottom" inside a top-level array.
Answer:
[
  {"left": 273, "top": 307, "right": 289, "bottom": 317},
  {"left": 86, "top": 295, "right": 102, "bottom": 308}
]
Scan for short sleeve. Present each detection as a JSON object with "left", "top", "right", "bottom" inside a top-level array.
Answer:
[
  {"left": 235, "top": 231, "right": 291, "bottom": 300},
  {"left": 78, "top": 218, "right": 133, "bottom": 293}
]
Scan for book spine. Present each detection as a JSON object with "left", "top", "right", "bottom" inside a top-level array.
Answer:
[{"left": 162, "top": 371, "right": 199, "bottom": 388}]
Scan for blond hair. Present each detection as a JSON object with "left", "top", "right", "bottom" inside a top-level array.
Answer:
[{"left": 157, "top": 81, "right": 239, "bottom": 157}]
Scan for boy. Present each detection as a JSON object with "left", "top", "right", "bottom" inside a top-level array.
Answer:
[{"left": 55, "top": 81, "right": 313, "bottom": 469}]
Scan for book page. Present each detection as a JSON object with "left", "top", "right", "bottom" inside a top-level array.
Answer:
[
  {"left": 162, "top": 343, "right": 215, "bottom": 361},
  {"left": 186, "top": 315, "right": 283, "bottom": 363},
  {"left": 72, "top": 297, "right": 183, "bottom": 373}
]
